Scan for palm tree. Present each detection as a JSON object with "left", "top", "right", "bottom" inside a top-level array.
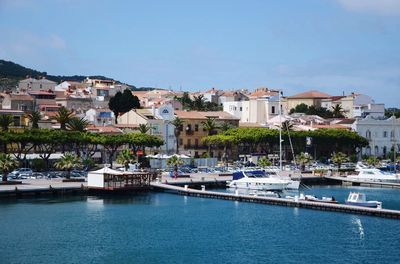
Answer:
[
  {"left": 138, "top": 123, "right": 152, "bottom": 134},
  {"left": 192, "top": 95, "right": 206, "bottom": 111},
  {"left": 331, "top": 152, "right": 348, "bottom": 170},
  {"left": 202, "top": 117, "right": 218, "bottom": 136},
  {"left": 169, "top": 117, "right": 184, "bottom": 154},
  {"left": 67, "top": 117, "right": 90, "bottom": 132},
  {"left": 202, "top": 117, "right": 219, "bottom": 157},
  {"left": 0, "top": 114, "right": 14, "bottom": 131},
  {"left": 167, "top": 155, "right": 184, "bottom": 178},
  {"left": 258, "top": 157, "right": 272, "bottom": 168},
  {"left": 116, "top": 149, "right": 135, "bottom": 171},
  {"left": 27, "top": 111, "right": 42, "bottom": 129},
  {"left": 0, "top": 153, "right": 19, "bottom": 182},
  {"left": 296, "top": 152, "right": 312, "bottom": 172},
  {"left": 365, "top": 156, "right": 379, "bottom": 167},
  {"left": 54, "top": 153, "right": 82, "bottom": 179},
  {"left": 281, "top": 120, "right": 294, "bottom": 131},
  {"left": 54, "top": 106, "right": 74, "bottom": 130},
  {"left": 332, "top": 104, "right": 345, "bottom": 118}
]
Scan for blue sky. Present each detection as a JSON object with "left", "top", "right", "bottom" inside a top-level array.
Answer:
[{"left": 0, "top": 0, "right": 399, "bottom": 107}]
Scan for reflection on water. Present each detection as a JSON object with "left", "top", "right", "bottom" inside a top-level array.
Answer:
[{"left": 351, "top": 216, "right": 365, "bottom": 240}]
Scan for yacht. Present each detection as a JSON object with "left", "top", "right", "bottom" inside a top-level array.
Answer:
[
  {"left": 346, "top": 163, "right": 400, "bottom": 183},
  {"left": 345, "top": 192, "right": 382, "bottom": 208},
  {"left": 227, "top": 170, "right": 290, "bottom": 191}
]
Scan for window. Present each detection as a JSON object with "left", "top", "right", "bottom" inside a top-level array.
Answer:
[
  {"left": 195, "top": 139, "right": 199, "bottom": 146},
  {"left": 271, "top": 106, "right": 275, "bottom": 114},
  {"left": 366, "top": 130, "right": 371, "bottom": 139},
  {"left": 187, "top": 139, "right": 191, "bottom": 146},
  {"left": 179, "top": 139, "right": 183, "bottom": 146},
  {"left": 239, "top": 107, "right": 242, "bottom": 111},
  {"left": 195, "top": 124, "right": 199, "bottom": 131},
  {"left": 383, "top": 131, "right": 388, "bottom": 138}
]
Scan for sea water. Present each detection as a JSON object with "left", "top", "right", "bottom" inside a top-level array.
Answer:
[{"left": 0, "top": 186, "right": 399, "bottom": 264}]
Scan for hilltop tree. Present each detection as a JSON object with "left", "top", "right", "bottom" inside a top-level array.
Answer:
[{"left": 108, "top": 89, "right": 140, "bottom": 124}]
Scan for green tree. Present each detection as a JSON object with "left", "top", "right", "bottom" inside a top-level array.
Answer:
[
  {"left": 258, "top": 157, "right": 272, "bottom": 168},
  {"left": 331, "top": 152, "right": 348, "bottom": 169},
  {"left": 332, "top": 104, "right": 345, "bottom": 118},
  {"left": 290, "top": 103, "right": 309, "bottom": 114},
  {"left": 108, "top": 89, "right": 140, "bottom": 124},
  {"left": 296, "top": 152, "right": 312, "bottom": 172},
  {"left": 169, "top": 117, "right": 184, "bottom": 154},
  {"left": 54, "top": 106, "right": 74, "bottom": 130},
  {"left": 0, "top": 114, "right": 14, "bottom": 131},
  {"left": 0, "top": 153, "right": 19, "bottom": 182},
  {"left": 219, "top": 121, "right": 233, "bottom": 132},
  {"left": 27, "top": 111, "right": 42, "bottom": 129},
  {"left": 116, "top": 149, "right": 135, "bottom": 171},
  {"left": 138, "top": 124, "right": 152, "bottom": 134},
  {"left": 192, "top": 95, "right": 206, "bottom": 111},
  {"left": 167, "top": 155, "right": 184, "bottom": 177},
  {"left": 202, "top": 117, "right": 219, "bottom": 157},
  {"left": 54, "top": 153, "right": 82, "bottom": 179},
  {"left": 67, "top": 117, "right": 90, "bottom": 132}
]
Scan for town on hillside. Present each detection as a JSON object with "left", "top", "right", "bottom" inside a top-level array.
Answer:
[{"left": 0, "top": 76, "right": 397, "bottom": 165}]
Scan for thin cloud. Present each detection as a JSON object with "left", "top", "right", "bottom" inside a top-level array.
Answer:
[{"left": 336, "top": 0, "right": 400, "bottom": 16}]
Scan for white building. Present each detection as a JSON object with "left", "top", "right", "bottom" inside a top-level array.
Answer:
[
  {"left": 117, "top": 105, "right": 176, "bottom": 154},
  {"left": 85, "top": 108, "right": 115, "bottom": 126},
  {"left": 352, "top": 115, "right": 400, "bottom": 158},
  {"left": 223, "top": 96, "right": 280, "bottom": 124}
]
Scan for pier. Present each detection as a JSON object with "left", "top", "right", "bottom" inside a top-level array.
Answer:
[
  {"left": 151, "top": 182, "right": 400, "bottom": 219},
  {"left": 0, "top": 179, "right": 86, "bottom": 197},
  {"left": 324, "top": 176, "right": 400, "bottom": 189}
]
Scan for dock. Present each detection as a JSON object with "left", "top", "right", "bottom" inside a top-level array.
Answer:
[
  {"left": 0, "top": 179, "right": 87, "bottom": 197},
  {"left": 151, "top": 182, "right": 400, "bottom": 219},
  {"left": 324, "top": 176, "right": 400, "bottom": 189}
]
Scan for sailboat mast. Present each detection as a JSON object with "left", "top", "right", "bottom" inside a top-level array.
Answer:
[{"left": 279, "top": 91, "right": 283, "bottom": 171}]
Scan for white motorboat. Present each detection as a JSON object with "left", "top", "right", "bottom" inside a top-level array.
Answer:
[
  {"left": 346, "top": 163, "right": 400, "bottom": 183},
  {"left": 227, "top": 170, "right": 290, "bottom": 191},
  {"left": 345, "top": 192, "right": 382, "bottom": 208}
]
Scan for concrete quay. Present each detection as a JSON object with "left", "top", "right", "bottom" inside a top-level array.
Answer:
[{"left": 151, "top": 182, "right": 400, "bottom": 220}]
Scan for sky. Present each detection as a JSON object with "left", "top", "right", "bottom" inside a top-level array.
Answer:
[{"left": 0, "top": 0, "right": 399, "bottom": 107}]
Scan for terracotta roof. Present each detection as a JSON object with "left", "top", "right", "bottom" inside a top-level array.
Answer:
[
  {"left": 334, "top": 118, "right": 356, "bottom": 125},
  {"left": 288, "top": 90, "right": 331, "bottom": 99},
  {"left": 204, "top": 87, "right": 221, "bottom": 94},
  {"left": 312, "top": 124, "right": 350, "bottom": 130},
  {"left": 175, "top": 110, "right": 239, "bottom": 120},
  {"left": 86, "top": 125, "right": 122, "bottom": 134},
  {"left": 28, "top": 90, "right": 55, "bottom": 96},
  {"left": 114, "top": 124, "right": 139, "bottom": 128},
  {"left": 329, "top": 96, "right": 346, "bottom": 101},
  {"left": 10, "top": 94, "right": 33, "bottom": 101}
]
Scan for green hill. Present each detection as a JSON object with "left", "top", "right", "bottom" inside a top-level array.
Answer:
[{"left": 0, "top": 59, "right": 155, "bottom": 91}]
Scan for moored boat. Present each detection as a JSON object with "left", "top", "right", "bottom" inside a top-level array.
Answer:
[{"left": 345, "top": 192, "right": 382, "bottom": 208}]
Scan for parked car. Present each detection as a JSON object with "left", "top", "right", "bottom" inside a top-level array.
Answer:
[{"left": 9, "top": 168, "right": 33, "bottom": 179}]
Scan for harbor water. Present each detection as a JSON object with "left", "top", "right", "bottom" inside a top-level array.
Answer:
[{"left": 1, "top": 186, "right": 400, "bottom": 264}]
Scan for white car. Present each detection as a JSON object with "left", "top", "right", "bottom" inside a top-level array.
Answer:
[{"left": 9, "top": 168, "right": 33, "bottom": 179}]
